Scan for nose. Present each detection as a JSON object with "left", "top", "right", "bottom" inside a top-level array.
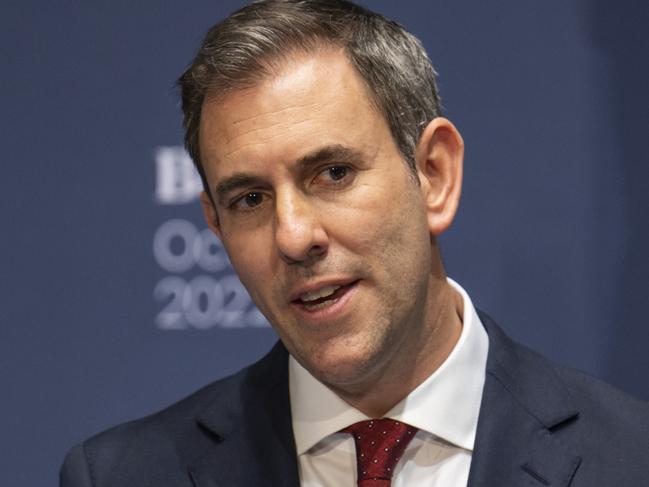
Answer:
[{"left": 274, "top": 189, "right": 329, "bottom": 264}]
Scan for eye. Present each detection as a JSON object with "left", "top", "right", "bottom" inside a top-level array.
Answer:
[
  {"left": 327, "top": 165, "right": 348, "bottom": 181},
  {"left": 312, "top": 164, "right": 355, "bottom": 190},
  {"left": 231, "top": 191, "right": 265, "bottom": 210},
  {"left": 315, "top": 165, "right": 355, "bottom": 187}
]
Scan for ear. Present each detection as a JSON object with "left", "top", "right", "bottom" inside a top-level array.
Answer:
[
  {"left": 415, "top": 117, "right": 464, "bottom": 235},
  {"left": 200, "top": 191, "right": 222, "bottom": 239}
]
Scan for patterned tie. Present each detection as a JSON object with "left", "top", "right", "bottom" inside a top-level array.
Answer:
[{"left": 343, "top": 419, "right": 418, "bottom": 486}]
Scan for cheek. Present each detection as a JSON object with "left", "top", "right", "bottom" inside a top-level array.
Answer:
[
  {"left": 223, "top": 237, "right": 276, "bottom": 299},
  {"left": 343, "top": 193, "right": 430, "bottom": 284},
  {"left": 332, "top": 181, "right": 426, "bottom": 246}
]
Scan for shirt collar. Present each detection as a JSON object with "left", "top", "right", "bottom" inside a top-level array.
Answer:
[{"left": 289, "top": 278, "right": 489, "bottom": 455}]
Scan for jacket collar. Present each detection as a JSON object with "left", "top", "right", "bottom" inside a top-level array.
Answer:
[
  {"left": 188, "top": 341, "right": 300, "bottom": 487},
  {"left": 468, "top": 311, "right": 582, "bottom": 487}
]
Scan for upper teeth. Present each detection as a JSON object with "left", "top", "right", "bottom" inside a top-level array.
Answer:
[{"left": 300, "top": 285, "right": 340, "bottom": 302}]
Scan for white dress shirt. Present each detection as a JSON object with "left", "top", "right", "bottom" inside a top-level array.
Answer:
[{"left": 289, "top": 278, "right": 489, "bottom": 487}]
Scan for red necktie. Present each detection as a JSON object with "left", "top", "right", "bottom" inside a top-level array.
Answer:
[{"left": 343, "top": 419, "right": 418, "bottom": 486}]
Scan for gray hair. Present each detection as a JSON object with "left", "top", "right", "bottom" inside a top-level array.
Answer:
[{"left": 178, "top": 0, "right": 442, "bottom": 194}]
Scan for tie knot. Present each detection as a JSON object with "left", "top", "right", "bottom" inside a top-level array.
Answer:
[{"left": 343, "top": 419, "right": 418, "bottom": 485}]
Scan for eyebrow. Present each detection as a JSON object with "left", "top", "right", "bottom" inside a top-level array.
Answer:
[
  {"left": 295, "top": 144, "right": 364, "bottom": 173},
  {"left": 212, "top": 144, "right": 364, "bottom": 206}
]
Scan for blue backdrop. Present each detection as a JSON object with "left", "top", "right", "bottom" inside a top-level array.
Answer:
[{"left": 2, "top": 2, "right": 648, "bottom": 485}]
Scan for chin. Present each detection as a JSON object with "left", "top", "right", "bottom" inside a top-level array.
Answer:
[{"left": 302, "top": 344, "right": 380, "bottom": 390}]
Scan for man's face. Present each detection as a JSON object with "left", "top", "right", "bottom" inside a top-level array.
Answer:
[{"left": 199, "top": 50, "right": 437, "bottom": 392}]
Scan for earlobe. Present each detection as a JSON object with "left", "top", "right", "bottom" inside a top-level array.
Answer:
[
  {"left": 199, "top": 191, "right": 222, "bottom": 238},
  {"left": 415, "top": 117, "right": 464, "bottom": 236}
]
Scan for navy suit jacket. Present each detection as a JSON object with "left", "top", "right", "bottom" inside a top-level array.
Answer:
[{"left": 60, "top": 313, "right": 649, "bottom": 486}]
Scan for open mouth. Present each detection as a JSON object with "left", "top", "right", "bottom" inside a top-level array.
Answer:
[{"left": 293, "top": 281, "right": 357, "bottom": 311}]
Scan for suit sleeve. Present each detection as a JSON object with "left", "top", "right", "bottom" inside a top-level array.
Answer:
[{"left": 60, "top": 443, "right": 94, "bottom": 487}]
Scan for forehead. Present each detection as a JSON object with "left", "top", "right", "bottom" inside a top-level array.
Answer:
[{"left": 198, "top": 49, "right": 392, "bottom": 177}]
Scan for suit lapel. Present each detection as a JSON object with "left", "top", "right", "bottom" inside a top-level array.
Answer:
[
  {"left": 468, "top": 313, "right": 582, "bottom": 487},
  {"left": 188, "top": 342, "right": 300, "bottom": 487}
]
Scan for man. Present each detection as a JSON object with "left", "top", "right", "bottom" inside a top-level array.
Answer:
[{"left": 60, "top": 1, "right": 649, "bottom": 486}]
